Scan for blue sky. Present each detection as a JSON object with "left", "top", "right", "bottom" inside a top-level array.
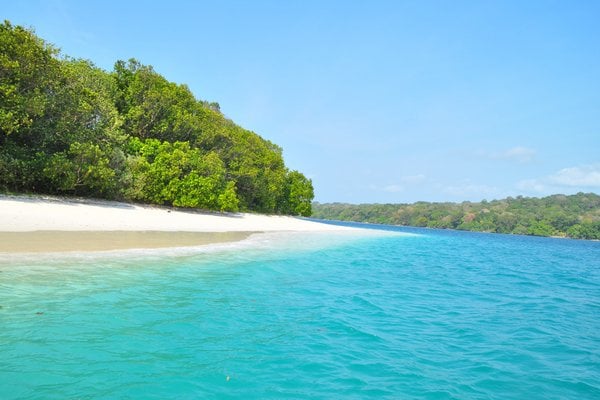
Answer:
[{"left": 4, "top": 0, "right": 600, "bottom": 203}]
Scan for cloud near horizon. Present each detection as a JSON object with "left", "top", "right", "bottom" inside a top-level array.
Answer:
[
  {"left": 548, "top": 165, "right": 600, "bottom": 187},
  {"left": 517, "top": 164, "right": 600, "bottom": 194}
]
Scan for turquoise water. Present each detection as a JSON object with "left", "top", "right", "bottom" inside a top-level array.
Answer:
[{"left": 1, "top": 225, "right": 599, "bottom": 399}]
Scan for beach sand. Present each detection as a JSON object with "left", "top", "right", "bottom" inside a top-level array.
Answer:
[
  {"left": 0, "top": 231, "right": 254, "bottom": 253},
  {"left": 0, "top": 195, "right": 354, "bottom": 252}
]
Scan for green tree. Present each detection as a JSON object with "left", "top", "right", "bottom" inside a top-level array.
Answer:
[
  {"left": 113, "top": 59, "right": 201, "bottom": 143},
  {"left": 43, "top": 142, "right": 115, "bottom": 196},
  {"left": 284, "top": 170, "right": 314, "bottom": 216},
  {"left": 218, "top": 181, "right": 240, "bottom": 212},
  {"left": 123, "top": 138, "right": 239, "bottom": 210},
  {"left": 50, "top": 59, "right": 124, "bottom": 151},
  {"left": 0, "top": 21, "right": 61, "bottom": 138},
  {"left": 1, "top": 22, "right": 312, "bottom": 215}
]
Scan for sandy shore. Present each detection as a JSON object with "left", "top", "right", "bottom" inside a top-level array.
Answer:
[
  {"left": 0, "top": 195, "right": 351, "bottom": 232},
  {"left": 0, "top": 195, "right": 354, "bottom": 252}
]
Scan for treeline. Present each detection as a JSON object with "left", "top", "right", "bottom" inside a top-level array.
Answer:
[
  {"left": 312, "top": 193, "right": 600, "bottom": 240},
  {"left": 0, "top": 21, "right": 313, "bottom": 215}
]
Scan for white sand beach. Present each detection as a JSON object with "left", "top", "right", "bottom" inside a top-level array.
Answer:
[
  {"left": 0, "top": 195, "right": 351, "bottom": 233},
  {"left": 0, "top": 195, "right": 356, "bottom": 252}
]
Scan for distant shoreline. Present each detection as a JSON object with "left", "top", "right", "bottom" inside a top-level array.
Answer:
[
  {"left": 312, "top": 193, "right": 600, "bottom": 241},
  {"left": 311, "top": 216, "right": 600, "bottom": 242}
]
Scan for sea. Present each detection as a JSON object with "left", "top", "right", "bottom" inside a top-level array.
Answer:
[{"left": 1, "top": 222, "right": 599, "bottom": 399}]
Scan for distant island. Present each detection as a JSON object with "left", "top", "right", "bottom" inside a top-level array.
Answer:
[
  {"left": 0, "top": 21, "right": 313, "bottom": 216},
  {"left": 312, "top": 193, "right": 600, "bottom": 240}
]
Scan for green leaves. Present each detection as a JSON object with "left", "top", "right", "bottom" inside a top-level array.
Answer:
[
  {"left": 55, "top": 59, "right": 124, "bottom": 147},
  {"left": 43, "top": 142, "right": 115, "bottom": 196},
  {"left": 0, "top": 21, "right": 60, "bottom": 137},
  {"left": 284, "top": 170, "right": 314, "bottom": 216},
  {"left": 0, "top": 21, "right": 314, "bottom": 215},
  {"left": 123, "top": 138, "right": 239, "bottom": 210},
  {"left": 218, "top": 181, "right": 240, "bottom": 212},
  {"left": 113, "top": 59, "right": 201, "bottom": 142}
]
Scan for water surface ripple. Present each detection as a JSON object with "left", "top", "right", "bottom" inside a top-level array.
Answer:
[{"left": 1, "top": 227, "right": 599, "bottom": 399}]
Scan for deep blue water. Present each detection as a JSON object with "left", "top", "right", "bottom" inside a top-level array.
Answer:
[{"left": 1, "top": 225, "right": 599, "bottom": 399}]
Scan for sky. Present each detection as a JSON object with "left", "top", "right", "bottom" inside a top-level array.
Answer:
[{"left": 4, "top": 0, "right": 600, "bottom": 203}]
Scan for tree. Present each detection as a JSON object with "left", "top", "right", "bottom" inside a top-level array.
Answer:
[
  {"left": 0, "top": 21, "right": 61, "bottom": 138},
  {"left": 123, "top": 138, "right": 239, "bottom": 210},
  {"left": 113, "top": 59, "right": 201, "bottom": 143},
  {"left": 284, "top": 170, "right": 314, "bottom": 216},
  {"left": 49, "top": 59, "right": 124, "bottom": 151},
  {"left": 1, "top": 22, "right": 313, "bottom": 215},
  {"left": 218, "top": 181, "right": 240, "bottom": 212},
  {"left": 43, "top": 142, "right": 115, "bottom": 196}
]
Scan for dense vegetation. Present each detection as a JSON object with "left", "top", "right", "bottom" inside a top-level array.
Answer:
[
  {"left": 312, "top": 193, "right": 600, "bottom": 240},
  {"left": 0, "top": 21, "right": 313, "bottom": 215}
]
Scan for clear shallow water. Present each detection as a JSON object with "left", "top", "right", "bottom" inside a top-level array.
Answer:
[{"left": 1, "top": 226, "right": 599, "bottom": 399}]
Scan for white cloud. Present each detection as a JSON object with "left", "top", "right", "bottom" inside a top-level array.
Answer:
[
  {"left": 517, "top": 163, "right": 600, "bottom": 195},
  {"left": 548, "top": 165, "right": 600, "bottom": 187}
]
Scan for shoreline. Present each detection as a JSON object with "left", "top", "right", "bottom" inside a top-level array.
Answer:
[{"left": 0, "top": 195, "right": 359, "bottom": 253}]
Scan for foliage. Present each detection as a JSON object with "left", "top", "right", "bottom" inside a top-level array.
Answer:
[
  {"left": 283, "top": 170, "right": 314, "bottom": 217},
  {"left": 113, "top": 59, "right": 200, "bottom": 143},
  {"left": 43, "top": 142, "right": 115, "bottom": 196},
  {"left": 0, "top": 20, "right": 61, "bottom": 137},
  {"left": 0, "top": 21, "right": 313, "bottom": 214},
  {"left": 123, "top": 138, "right": 237, "bottom": 211},
  {"left": 312, "top": 193, "right": 600, "bottom": 240}
]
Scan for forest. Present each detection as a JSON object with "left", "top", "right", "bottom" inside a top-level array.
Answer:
[
  {"left": 312, "top": 193, "right": 600, "bottom": 240},
  {"left": 0, "top": 21, "right": 313, "bottom": 215}
]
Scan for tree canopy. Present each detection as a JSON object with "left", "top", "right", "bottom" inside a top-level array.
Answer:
[
  {"left": 0, "top": 21, "right": 313, "bottom": 215},
  {"left": 312, "top": 193, "right": 600, "bottom": 240}
]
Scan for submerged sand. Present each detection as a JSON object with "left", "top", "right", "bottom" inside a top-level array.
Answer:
[
  {"left": 0, "top": 231, "right": 254, "bottom": 253},
  {"left": 0, "top": 195, "right": 356, "bottom": 253}
]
